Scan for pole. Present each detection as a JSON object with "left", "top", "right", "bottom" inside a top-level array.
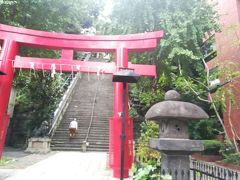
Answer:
[
  {"left": 120, "top": 82, "right": 127, "bottom": 180},
  {"left": 0, "top": 40, "right": 18, "bottom": 159}
]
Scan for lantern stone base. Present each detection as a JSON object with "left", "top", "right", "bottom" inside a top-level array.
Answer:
[
  {"left": 161, "top": 153, "right": 190, "bottom": 180},
  {"left": 150, "top": 138, "right": 204, "bottom": 180},
  {"left": 150, "top": 138, "right": 204, "bottom": 153},
  {"left": 25, "top": 137, "right": 51, "bottom": 154}
]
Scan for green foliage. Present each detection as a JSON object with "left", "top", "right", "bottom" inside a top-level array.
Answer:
[
  {"left": 189, "top": 118, "right": 223, "bottom": 140},
  {"left": 0, "top": 0, "right": 104, "bottom": 32},
  {"left": 132, "top": 78, "right": 165, "bottom": 113},
  {"left": 203, "top": 140, "right": 222, "bottom": 155},
  {"left": 161, "top": 175, "right": 173, "bottom": 180},
  {"left": 13, "top": 71, "right": 65, "bottom": 131},
  {"left": 211, "top": 61, "right": 240, "bottom": 112},
  {"left": 99, "top": 0, "right": 219, "bottom": 117},
  {"left": 222, "top": 153, "right": 240, "bottom": 166},
  {"left": 134, "top": 121, "right": 160, "bottom": 179},
  {"left": 219, "top": 140, "right": 236, "bottom": 158},
  {"left": 132, "top": 165, "right": 172, "bottom": 180},
  {"left": 219, "top": 140, "right": 240, "bottom": 165},
  {"left": 0, "top": 157, "right": 14, "bottom": 166},
  {"left": 133, "top": 165, "right": 158, "bottom": 180},
  {"left": 136, "top": 121, "right": 160, "bottom": 164}
]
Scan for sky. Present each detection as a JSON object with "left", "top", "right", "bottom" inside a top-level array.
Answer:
[{"left": 102, "top": 0, "right": 113, "bottom": 17}]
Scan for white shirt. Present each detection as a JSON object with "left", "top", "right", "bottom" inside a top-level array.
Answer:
[{"left": 69, "top": 120, "right": 78, "bottom": 129}]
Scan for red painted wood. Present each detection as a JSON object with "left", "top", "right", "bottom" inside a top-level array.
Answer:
[
  {"left": 0, "top": 40, "right": 18, "bottom": 158},
  {"left": 13, "top": 56, "right": 157, "bottom": 77},
  {"left": 61, "top": 49, "right": 74, "bottom": 60},
  {"left": 0, "top": 24, "right": 163, "bottom": 52},
  {"left": 0, "top": 115, "right": 10, "bottom": 158},
  {"left": 0, "top": 23, "right": 163, "bottom": 41}
]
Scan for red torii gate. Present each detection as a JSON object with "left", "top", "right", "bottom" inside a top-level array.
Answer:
[{"left": 0, "top": 24, "right": 163, "bottom": 178}]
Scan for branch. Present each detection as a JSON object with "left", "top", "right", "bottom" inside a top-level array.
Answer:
[
  {"left": 227, "top": 100, "right": 240, "bottom": 152},
  {"left": 188, "top": 76, "right": 209, "bottom": 89},
  {"left": 202, "top": 58, "right": 230, "bottom": 140},
  {"left": 179, "top": 58, "right": 209, "bottom": 102},
  {"left": 183, "top": 78, "right": 209, "bottom": 102}
]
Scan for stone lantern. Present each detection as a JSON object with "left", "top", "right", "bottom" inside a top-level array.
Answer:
[{"left": 145, "top": 90, "right": 209, "bottom": 180}]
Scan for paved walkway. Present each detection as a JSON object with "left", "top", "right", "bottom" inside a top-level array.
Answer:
[{"left": 0, "top": 149, "right": 133, "bottom": 180}]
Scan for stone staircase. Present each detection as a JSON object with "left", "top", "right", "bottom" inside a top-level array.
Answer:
[{"left": 51, "top": 73, "right": 113, "bottom": 152}]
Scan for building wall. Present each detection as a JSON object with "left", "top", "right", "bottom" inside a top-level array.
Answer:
[
  {"left": 214, "top": 0, "right": 240, "bottom": 139},
  {"left": 215, "top": 0, "right": 240, "bottom": 62}
]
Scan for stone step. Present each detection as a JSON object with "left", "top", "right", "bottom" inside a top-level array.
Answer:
[
  {"left": 55, "top": 125, "right": 109, "bottom": 129},
  {"left": 63, "top": 113, "right": 113, "bottom": 117},
  {"left": 52, "top": 136, "right": 109, "bottom": 141},
  {"left": 51, "top": 142, "right": 109, "bottom": 149},
  {"left": 51, "top": 143, "right": 109, "bottom": 148},
  {"left": 51, "top": 74, "right": 113, "bottom": 152},
  {"left": 50, "top": 146, "right": 108, "bottom": 152},
  {"left": 53, "top": 131, "right": 107, "bottom": 134},
  {"left": 52, "top": 131, "right": 109, "bottom": 135},
  {"left": 60, "top": 116, "right": 112, "bottom": 119},
  {"left": 59, "top": 121, "right": 110, "bottom": 124},
  {"left": 52, "top": 135, "right": 109, "bottom": 140},
  {"left": 51, "top": 142, "right": 109, "bottom": 146},
  {"left": 56, "top": 122, "right": 110, "bottom": 127},
  {"left": 57, "top": 127, "right": 109, "bottom": 131},
  {"left": 59, "top": 123, "right": 109, "bottom": 126}
]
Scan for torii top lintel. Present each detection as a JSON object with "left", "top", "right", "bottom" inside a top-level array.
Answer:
[
  {"left": 0, "top": 24, "right": 163, "bottom": 52},
  {"left": 0, "top": 24, "right": 164, "bottom": 77}
]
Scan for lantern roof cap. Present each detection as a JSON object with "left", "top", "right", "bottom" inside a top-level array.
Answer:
[{"left": 145, "top": 90, "right": 209, "bottom": 121}]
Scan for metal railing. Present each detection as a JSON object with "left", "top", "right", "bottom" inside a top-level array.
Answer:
[
  {"left": 191, "top": 159, "right": 240, "bottom": 180},
  {"left": 48, "top": 73, "right": 79, "bottom": 137},
  {"left": 82, "top": 78, "right": 100, "bottom": 148},
  {"left": 134, "top": 155, "right": 240, "bottom": 180}
]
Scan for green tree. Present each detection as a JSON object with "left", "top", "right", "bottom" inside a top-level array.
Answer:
[
  {"left": 0, "top": 0, "right": 104, "bottom": 32},
  {"left": 99, "top": 0, "right": 219, "bottom": 113}
]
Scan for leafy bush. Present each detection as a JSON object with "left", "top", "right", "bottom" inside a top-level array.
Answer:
[
  {"left": 219, "top": 140, "right": 236, "bottom": 157},
  {"left": 132, "top": 165, "right": 172, "bottom": 180},
  {"left": 0, "top": 157, "right": 14, "bottom": 166},
  {"left": 222, "top": 153, "right": 240, "bottom": 166},
  {"left": 161, "top": 175, "right": 173, "bottom": 180},
  {"left": 133, "top": 121, "right": 160, "bottom": 179},
  {"left": 189, "top": 118, "right": 223, "bottom": 140},
  {"left": 203, "top": 140, "right": 222, "bottom": 155},
  {"left": 136, "top": 121, "right": 160, "bottom": 165},
  {"left": 133, "top": 165, "right": 158, "bottom": 180}
]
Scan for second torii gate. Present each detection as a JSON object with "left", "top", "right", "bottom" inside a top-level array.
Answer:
[{"left": 0, "top": 24, "right": 163, "bottom": 178}]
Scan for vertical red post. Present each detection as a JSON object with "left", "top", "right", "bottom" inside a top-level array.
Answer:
[
  {"left": 61, "top": 49, "right": 74, "bottom": 60},
  {"left": 109, "top": 48, "right": 133, "bottom": 178},
  {"left": 0, "top": 40, "right": 18, "bottom": 158}
]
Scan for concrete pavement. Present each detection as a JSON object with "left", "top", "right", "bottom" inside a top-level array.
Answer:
[
  {"left": 0, "top": 148, "right": 132, "bottom": 180},
  {"left": 0, "top": 151, "right": 133, "bottom": 180}
]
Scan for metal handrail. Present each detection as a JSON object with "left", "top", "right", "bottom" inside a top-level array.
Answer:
[
  {"left": 83, "top": 77, "right": 100, "bottom": 144},
  {"left": 48, "top": 73, "right": 79, "bottom": 137}
]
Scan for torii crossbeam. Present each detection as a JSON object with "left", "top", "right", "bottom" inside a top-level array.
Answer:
[{"left": 0, "top": 24, "right": 163, "bottom": 178}]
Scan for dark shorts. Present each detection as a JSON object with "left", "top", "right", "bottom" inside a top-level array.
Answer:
[{"left": 69, "top": 128, "right": 76, "bottom": 134}]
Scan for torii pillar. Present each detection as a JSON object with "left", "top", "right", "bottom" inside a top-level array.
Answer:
[
  {"left": 0, "top": 24, "right": 163, "bottom": 178},
  {"left": 109, "top": 47, "right": 133, "bottom": 178},
  {"left": 0, "top": 40, "right": 18, "bottom": 157}
]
